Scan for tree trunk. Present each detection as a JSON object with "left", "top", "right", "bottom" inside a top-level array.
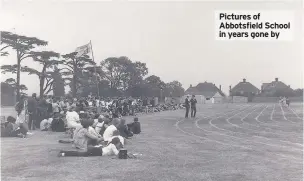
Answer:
[
  {"left": 16, "top": 51, "right": 21, "bottom": 101},
  {"left": 72, "top": 73, "right": 77, "bottom": 97},
  {"left": 39, "top": 65, "right": 47, "bottom": 98},
  {"left": 39, "top": 77, "right": 45, "bottom": 98}
]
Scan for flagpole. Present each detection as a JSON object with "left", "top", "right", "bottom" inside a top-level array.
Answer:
[{"left": 90, "top": 40, "right": 100, "bottom": 98}]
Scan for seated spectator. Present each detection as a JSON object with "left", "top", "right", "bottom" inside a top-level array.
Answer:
[
  {"left": 109, "top": 129, "right": 125, "bottom": 146},
  {"left": 58, "top": 119, "right": 123, "bottom": 157},
  {"left": 66, "top": 108, "right": 82, "bottom": 129},
  {"left": 1, "top": 116, "right": 27, "bottom": 138},
  {"left": 127, "top": 117, "right": 141, "bottom": 134},
  {"left": 116, "top": 119, "right": 133, "bottom": 138},
  {"left": 51, "top": 112, "right": 65, "bottom": 132},
  {"left": 40, "top": 117, "right": 53, "bottom": 131},
  {"left": 95, "top": 118, "right": 110, "bottom": 136},
  {"left": 103, "top": 118, "right": 120, "bottom": 143}
]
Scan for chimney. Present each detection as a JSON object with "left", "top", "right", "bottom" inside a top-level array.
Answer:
[
  {"left": 219, "top": 85, "right": 222, "bottom": 90},
  {"left": 229, "top": 85, "right": 231, "bottom": 91},
  {"left": 275, "top": 78, "right": 278, "bottom": 82},
  {"left": 190, "top": 84, "right": 192, "bottom": 88},
  {"left": 243, "top": 78, "right": 246, "bottom": 83}
]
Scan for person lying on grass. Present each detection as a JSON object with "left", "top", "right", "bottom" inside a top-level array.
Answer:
[
  {"left": 58, "top": 119, "right": 123, "bottom": 157},
  {"left": 1, "top": 116, "right": 27, "bottom": 138}
]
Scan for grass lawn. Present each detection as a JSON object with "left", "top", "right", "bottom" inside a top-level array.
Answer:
[{"left": 1, "top": 103, "right": 303, "bottom": 181}]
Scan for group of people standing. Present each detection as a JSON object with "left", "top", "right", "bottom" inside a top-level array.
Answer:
[{"left": 184, "top": 95, "right": 197, "bottom": 118}]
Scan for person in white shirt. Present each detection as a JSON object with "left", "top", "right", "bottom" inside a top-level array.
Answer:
[
  {"left": 52, "top": 100, "right": 60, "bottom": 113},
  {"left": 103, "top": 118, "right": 120, "bottom": 142},
  {"left": 95, "top": 99, "right": 100, "bottom": 107},
  {"left": 109, "top": 130, "right": 125, "bottom": 146},
  {"left": 58, "top": 137, "right": 122, "bottom": 157},
  {"left": 58, "top": 119, "right": 123, "bottom": 157},
  {"left": 66, "top": 108, "right": 82, "bottom": 129}
]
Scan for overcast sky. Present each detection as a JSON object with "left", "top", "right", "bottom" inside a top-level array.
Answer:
[{"left": 0, "top": 0, "right": 303, "bottom": 95}]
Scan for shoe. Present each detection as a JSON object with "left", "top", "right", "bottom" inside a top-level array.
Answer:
[{"left": 57, "top": 151, "right": 65, "bottom": 157}]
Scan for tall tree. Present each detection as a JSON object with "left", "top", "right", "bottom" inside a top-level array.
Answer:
[
  {"left": 99, "top": 56, "right": 132, "bottom": 90},
  {"left": 145, "top": 75, "right": 166, "bottom": 98},
  {"left": 164, "top": 81, "right": 185, "bottom": 97},
  {"left": 0, "top": 31, "right": 47, "bottom": 100},
  {"left": 4, "top": 78, "right": 28, "bottom": 96},
  {"left": 52, "top": 66, "right": 65, "bottom": 97},
  {"left": 99, "top": 57, "right": 148, "bottom": 91},
  {"left": 61, "top": 52, "right": 95, "bottom": 97},
  {"left": 21, "top": 51, "right": 61, "bottom": 97}
]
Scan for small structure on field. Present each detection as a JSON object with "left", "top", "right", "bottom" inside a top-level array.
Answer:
[{"left": 183, "top": 82, "right": 225, "bottom": 104}]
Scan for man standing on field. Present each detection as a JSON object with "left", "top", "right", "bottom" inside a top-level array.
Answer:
[
  {"left": 185, "top": 96, "right": 190, "bottom": 118},
  {"left": 190, "top": 95, "right": 197, "bottom": 118}
]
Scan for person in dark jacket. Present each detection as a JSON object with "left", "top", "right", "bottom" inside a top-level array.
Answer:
[
  {"left": 27, "top": 93, "right": 38, "bottom": 130},
  {"left": 51, "top": 113, "right": 65, "bottom": 132},
  {"left": 116, "top": 119, "right": 133, "bottom": 138},
  {"left": 127, "top": 117, "right": 141, "bottom": 134},
  {"left": 185, "top": 96, "right": 190, "bottom": 118},
  {"left": 190, "top": 95, "right": 197, "bottom": 118}
]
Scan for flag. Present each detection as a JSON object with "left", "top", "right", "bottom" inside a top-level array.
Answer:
[{"left": 75, "top": 43, "right": 91, "bottom": 57}]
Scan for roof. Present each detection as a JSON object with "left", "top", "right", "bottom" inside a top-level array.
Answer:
[
  {"left": 231, "top": 81, "right": 260, "bottom": 93},
  {"left": 185, "top": 82, "right": 226, "bottom": 97},
  {"left": 263, "top": 81, "right": 294, "bottom": 91},
  {"left": 185, "top": 87, "right": 201, "bottom": 95}
]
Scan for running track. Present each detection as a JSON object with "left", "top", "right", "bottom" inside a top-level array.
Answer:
[{"left": 1, "top": 103, "right": 303, "bottom": 181}]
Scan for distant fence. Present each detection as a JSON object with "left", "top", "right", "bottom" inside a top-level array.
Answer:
[
  {"left": 165, "top": 97, "right": 182, "bottom": 104},
  {"left": 252, "top": 96, "right": 303, "bottom": 103}
]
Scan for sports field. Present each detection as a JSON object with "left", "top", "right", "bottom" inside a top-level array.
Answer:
[{"left": 1, "top": 103, "right": 303, "bottom": 181}]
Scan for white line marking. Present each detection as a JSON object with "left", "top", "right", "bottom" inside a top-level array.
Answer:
[
  {"left": 270, "top": 104, "right": 275, "bottom": 121},
  {"left": 255, "top": 105, "right": 268, "bottom": 120},
  {"left": 288, "top": 106, "right": 303, "bottom": 120},
  {"left": 209, "top": 109, "right": 303, "bottom": 152},
  {"left": 226, "top": 105, "right": 256, "bottom": 127},
  {"left": 175, "top": 118, "right": 251, "bottom": 150},
  {"left": 280, "top": 103, "right": 287, "bottom": 120},
  {"left": 192, "top": 108, "right": 303, "bottom": 162}
]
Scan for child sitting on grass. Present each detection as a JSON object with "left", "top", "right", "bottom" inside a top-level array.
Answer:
[{"left": 58, "top": 118, "right": 123, "bottom": 157}]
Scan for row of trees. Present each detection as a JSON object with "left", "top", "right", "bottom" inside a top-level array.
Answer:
[{"left": 1, "top": 31, "right": 185, "bottom": 101}]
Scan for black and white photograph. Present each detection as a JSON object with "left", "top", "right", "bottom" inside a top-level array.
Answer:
[{"left": 0, "top": 0, "right": 303, "bottom": 180}]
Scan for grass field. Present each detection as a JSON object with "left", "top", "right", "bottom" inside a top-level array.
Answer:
[{"left": 1, "top": 103, "right": 303, "bottom": 181}]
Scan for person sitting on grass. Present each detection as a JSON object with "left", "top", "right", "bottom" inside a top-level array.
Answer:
[
  {"left": 103, "top": 118, "right": 121, "bottom": 143},
  {"left": 66, "top": 108, "right": 81, "bottom": 129},
  {"left": 51, "top": 112, "right": 65, "bottom": 132},
  {"left": 109, "top": 129, "right": 125, "bottom": 146},
  {"left": 58, "top": 119, "right": 123, "bottom": 157},
  {"left": 127, "top": 117, "right": 141, "bottom": 135},
  {"left": 116, "top": 119, "right": 133, "bottom": 138},
  {"left": 40, "top": 115, "right": 53, "bottom": 131},
  {"left": 1, "top": 116, "right": 27, "bottom": 138},
  {"left": 95, "top": 117, "right": 110, "bottom": 136}
]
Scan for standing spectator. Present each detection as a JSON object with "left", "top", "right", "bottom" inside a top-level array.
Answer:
[
  {"left": 184, "top": 96, "right": 190, "bottom": 118},
  {"left": 190, "top": 95, "right": 197, "bottom": 118},
  {"left": 27, "top": 93, "right": 38, "bottom": 130}
]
